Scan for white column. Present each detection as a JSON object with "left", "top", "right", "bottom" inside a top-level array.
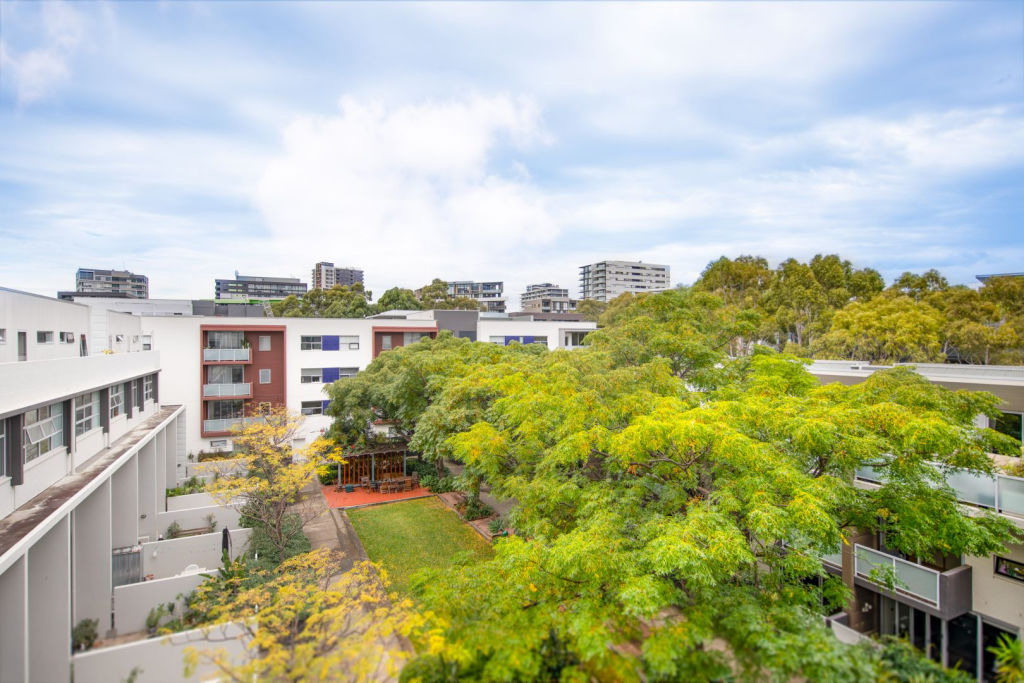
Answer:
[
  {"left": 137, "top": 441, "right": 157, "bottom": 542},
  {"left": 111, "top": 455, "right": 139, "bottom": 548},
  {"left": 73, "top": 479, "right": 113, "bottom": 633},
  {"left": 0, "top": 555, "right": 28, "bottom": 683},
  {"left": 28, "top": 516, "right": 71, "bottom": 682}
]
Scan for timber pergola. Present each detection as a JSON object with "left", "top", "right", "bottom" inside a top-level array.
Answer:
[{"left": 336, "top": 445, "right": 413, "bottom": 487}]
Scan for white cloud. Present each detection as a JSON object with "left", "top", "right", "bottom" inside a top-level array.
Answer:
[
  {"left": 2, "top": 0, "right": 87, "bottom": 106},
  {"left": 254, "top": 95, "right": 558, "bottom": 296}
]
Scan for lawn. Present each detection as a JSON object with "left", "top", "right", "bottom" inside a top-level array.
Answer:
[{"left": 348, "top": 497, "right": 492, "bottom": 594}]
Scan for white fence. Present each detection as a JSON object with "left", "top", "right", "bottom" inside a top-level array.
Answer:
[
  {"left": 141, "top": 528, "right": 252, "bottom": 580},
  {"left": 156, "top": 504, "right": 241, "bottom": 536},
  {"left": 185, "top": 458, "right": 247, "bottom": 481},
  {"left": 113, "top": 571, "right": 207, "bottom": 634},
  {"left": 166, "top": 492, "right": 218, "bottom": 511},
  {"left": 73, "top": 622, "right": 250, "bottom": 683}
]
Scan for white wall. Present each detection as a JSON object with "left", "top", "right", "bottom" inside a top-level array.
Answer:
[
  {"left": 0, "top": 289, "right": 90, "bottom": 363},
  {"left": 968, "top": 541, "right": 1024, "bottom": 631},
  {"left": 72, "top": 622, "right": 251, "bottom": 683},
  {"left": 476, "top": 318, "right": 597, "bottom": 351},
  {"left": 156, "top": 503, "right": 241, "bottom": 535},
  {"left": 113, "top": 571, "right": 207, "bottom": 634},
  {"left": 141, "top": 528, "right": 251, "bottom": 579}
]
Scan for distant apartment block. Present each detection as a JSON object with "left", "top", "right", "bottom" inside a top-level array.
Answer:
[
  {"left": 520, "top": 283, "right": 578, "bottom": 314},
  {"left": 976, "top": 273, "right": 1024, "bottom": 283},
  {"left": 579, "top": 260, "right": 671, "bottom": 302},
  {"left": 311, "top": 262, "right": 364, "bottom": 290},
  {"left": 448, "top": 281, "right": 506, "bottom": 313},
  {"left": 215, "top": 273, "right": 307, "bottom": 301},
  {"left": 73, "top": 268, "right": 148, "bottom": 299}
]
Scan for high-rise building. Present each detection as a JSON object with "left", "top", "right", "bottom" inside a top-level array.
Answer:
[
  {"left": 520, "top": 283, "right": 578, "bottom": 314},
  {"left": 447, "top": 281, "right": 506, "bottom": 313},
  {"left": 214, "top": 273, "right": 307, "bottom": 301},
  {"left": 578, "top": 260, "right": 670, "bottom": 302},
  {"left": 311, "top": 262, "right": 364, "bottom": 290},
  {"left": 74, "top": 268, "right": 149, "bottom": 299}
]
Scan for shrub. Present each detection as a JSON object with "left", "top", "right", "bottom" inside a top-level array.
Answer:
[
  {"left": 317, "top": 464, "right": 337, "bottom": 486},
  {"left": 459, "top": 498, "right": 493, "bottom": 521},
  {"left": 424, "top": 476, "right": 457, "bottom": 494},
  {"left": 248, "top": 513, "right": 311, "bottom": 571},
  {"left": 165, "top": 521, "right": 182, "bottom": 539},
  {"left": 488, "top": 516, "right": 507, "bottom": 535},
  {"left": 72, "top": 618, "right": 99, "bottom": 652},
  {"left": 877, "top": 637, "right": 972, "bottom": 682},
  {"left": 407, "top": 457, "right": 448, "bottom": 479},
  {"left": 166, "top": 476, "right": 205, "bottom": 498}
]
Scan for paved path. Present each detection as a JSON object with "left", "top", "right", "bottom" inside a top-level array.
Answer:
[
  {"left": 445, "top": 461, "right": 517, "bottom": 518},
  {"left": 296, "top": 479, "right": 368, "bottom": 572}
]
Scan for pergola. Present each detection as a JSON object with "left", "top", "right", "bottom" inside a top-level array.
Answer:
[{"left": 336, "top": 445, "right": 411, "bottom": 486}]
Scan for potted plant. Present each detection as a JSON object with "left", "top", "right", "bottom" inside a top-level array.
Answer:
[{"left": 72, "top": 618, "right": 99, "bottom": 652}]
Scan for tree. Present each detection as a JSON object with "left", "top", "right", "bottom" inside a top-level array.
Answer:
[
  {"left": 184, "top": 549, "right": 443, "bottom": 682},
  {"left": 888, "top": 269, "right": 949, "bottom": 301},
  {"left": 270, "top": 284, "right": 373, "bottom": 318},
  {"left": 415, "top": 279, "right": 483, "bottom": 311},
  {"left": 376, "top": 287, "right": 424, "bottom": 312},
  {"left": 694, "top": 254, "right": 773, "bottom": 308},
  {"left": 574, "top": 298, "right": 607, "bottom": 323},
  {"left": 328, "top": 290, "right": 1021, "bottom": 679},
  {"left": 812, "top": 294, "right": 946, "bottom": 363},
  {"left": 205, "top": 409, "right": 344, "bottom": 564}
]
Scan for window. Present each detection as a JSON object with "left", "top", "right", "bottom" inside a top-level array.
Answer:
[
  {"left": 0, "top": 421, "right": 6, "bottom": 477},
  {"left": 207, "top": 331, "right": 244, "bottom": 349},
  {"left": 22, "top": 403, "right": 64, "bottom": 463},
  {"left": 995, "top": 556, "right": 1024, "bottom": 583},
  {"left": 488, "top": 336, "right": 505, "bottom": 344},
  {"left": 564, "top": 331, "right": 589, "bottom": 348},
  {"left": 259, "top": 335, "right": 271, "bottom": 351},
  {"left": 993, "top": 411, "right": 1023, "bottom": 443},
  {"left": 259, "top": 369, "right": 271, "bottom": 384},
  {"left": 403, "top": 332, "right": 428, "bottom": 345},
  {"left": 339, "top": 335, "right": 360, "bottom": 350},
  {"left": 142, "top": 335, "right": 152, "bottom": 351},
  {"left": 144, "top": 375, "right": 154, "bottom": 401},
  {"left": 381, "top": 334, "right": 392, "bottom": 351},
  {"left": 109, "top": 384, "right": 125, "bottom": 419},
  {"left": 210, "top": 439, "right": 228, "bottom": 449},
  {"left": 37, "top": 331, "right": 54, "bottom": 344},
  {"left": 338, "top": 367, "right": 358, "bottom": 378},
  {"left": 114, "top": 334, "right": 125, "bottom": 344},
  {"left": 208, "top": 399, "right": 243, "bottom": 420},
  {"left": 300, "top": 336, "right": 322, "bottom": 350},
  {"left": 74, "top": 392, "right": 101, "bottom": 436},
  {"left": 532, "top": 336, "right": 548, "bottom": 346},
  {"left": 0, "top": 328, "right": 6, "bottom": 344},
  {"left": 208, "top": 365, "right": 244, "bottom": 384},
  {"left": 301, "top": 401, "right": 323, "bottom": 415},
  {"left": 59, "top": 331, "right": 75, "bottom": 344},
  {"left": 301, "top": 368, "right": 323, "bottom": 384}
]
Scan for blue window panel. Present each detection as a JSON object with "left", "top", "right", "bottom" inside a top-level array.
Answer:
[
  {"left": 523, "top": 336, "right": 534, "bottom": 345},
  {"left": 322, "top": 335, "right": 340, "bottom": 351},
  {"left": 322, "top": 400, "right": 331, "bottom": 412},
  {"left": 504, "top": 336, "right": 518, "bottom": 346},
  {"left": 322, "top": 367, "right": 341, "bottom": 383}
]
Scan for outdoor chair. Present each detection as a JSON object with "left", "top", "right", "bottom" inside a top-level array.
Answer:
[{"left": 359, "top": 476, "right": 371, "bottom": 488}]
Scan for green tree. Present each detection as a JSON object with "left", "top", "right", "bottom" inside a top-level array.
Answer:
[
  {"left": 575, "top": 298, "right": 608, "bottom": 323},
  {"left": 270, "top": 284, "right": 373, "bottom": 318},
  {"left": 376, "top": 287, "right": 424, "bottom": 312},
  {"left": 416, "top": 279, "right": 484, "bottom": 311},
  {"left": 812, "top": 294, "right": 946, "bottom": 363}
]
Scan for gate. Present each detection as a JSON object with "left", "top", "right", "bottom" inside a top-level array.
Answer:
[{"left": 112, "top": 545, "right": 142, "bottom": 587}]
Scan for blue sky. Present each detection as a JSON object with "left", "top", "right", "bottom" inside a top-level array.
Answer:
[{"left": 1, "top": 1, "right": 1021, "bottom": 306}]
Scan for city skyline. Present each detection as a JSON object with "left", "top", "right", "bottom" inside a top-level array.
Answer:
[{"left": 1, "top": 1, "right": 1021, "bottom": 304}]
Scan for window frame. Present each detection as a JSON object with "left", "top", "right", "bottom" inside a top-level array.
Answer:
[
  {"left": 37, "top": 331, "right": 54, "bottom": 344},
  {"left": 300, "top": 401, "right": 323, "bottom": 416},
  {"left": 74, "top": 392, "right": 101, "bottom": 436},
  {"left": 258, "top": 335, "right": 271, "bottom": 351},
  {"left": 338, "top": 335, "right": 360, "bottom": 350},
  {"left": 22, "top": 403, "right": 64, "bottom": 463},
  {"left": 259, "top": 368, "right": 271, "bottom": 384},
  {"left": 300, "top": 336, "right": 322, "bottom": 351},
  {"left": 300, "top": 368, "right": 323, "bottom": 384},
  {"left": 109, "top": 384, "right": 125, "bottom": 419},
  {"left": 144, "top": 375, "right": 154, "bottom": 401}
]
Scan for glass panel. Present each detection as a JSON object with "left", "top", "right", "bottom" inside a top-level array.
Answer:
[
  {"left": 946, "top": 469, "right": 997, "bottom": 508},
  {"left": 895, "top": 558, "right": 939, "bottom": 604},
  {"left": 856, "top": 465, "right": 884, "bottom": 482},
  {"left": 993, "top": 411, "right": 1023, "bottom": 442},
  {"left": 997, "top": 475, "right": 1024, "bottom": 516},
  {"left": 207, "top": 331, "right": 244, "bottom": 349},
  {"left": 947, "top": 613, "right": 979, "bottom": 679}
]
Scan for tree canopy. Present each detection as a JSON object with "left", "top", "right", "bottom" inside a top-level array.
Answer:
[{"left": 325, "top": 289, "right": 1022, "bottom": 680}]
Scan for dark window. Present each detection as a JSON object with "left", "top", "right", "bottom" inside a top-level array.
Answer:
[
  {"left": 993, "top": 411, "right": 1023, "bottom": 443},
  {"left": 947, "top": 613, "right": 979, "bottom": 679}
]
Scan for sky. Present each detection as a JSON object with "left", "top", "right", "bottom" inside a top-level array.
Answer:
[{"left": 0, "top": 1, "right": 1022, "bottom": 309}]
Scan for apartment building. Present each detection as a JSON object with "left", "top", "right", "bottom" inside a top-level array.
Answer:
[
  {"left": 578, "top": 260, "right": 671, "bottom": 302},
  {"left": 520, "top": 283, "right": 578, "bottom": 314},
  {"left": 447, "top": 280, "right": 506, "bottom": 313},
  {"left": 807, "top": 360, "right": 1024, "bottom": 681},
  {"left": 311, "top": 262, "right": 364, "bottom": 290},
  {"left": 214, "top": 273, "right": 308, "bottom": 301},
  {"left": 71, "top": 268, "right": 149, "bottom": 299}
]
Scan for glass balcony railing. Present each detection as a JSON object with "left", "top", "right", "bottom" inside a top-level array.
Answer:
[
  {"left": 202, "top": 383, "right": 252, "bottom": 398},
  {"left": 203, "top": 348, "right": 250, "bottom": 362},
  {"left": 855, "top": 544, "right": 940, "bottom": 606},
  {"left": 856, "top": 464, "right": 1024, "bottom": 518},
  {"left": 202, "top": 416, "right": 263, "bottom": 433}
]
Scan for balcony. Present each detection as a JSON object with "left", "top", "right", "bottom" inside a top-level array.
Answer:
[
  {"left": 857, "top": 465, "right": 1024, "bottom": 519},
  {"left": 202, "top": 416, "right": 264, "bottom": 434},
  {"left": 852, "top": 544, "right": 972, "bottom": 618},
  {"left": 203, "top": 348, "right": 251, "bottom": 363},
  {"left": 202, "top": 383, "right": 252, "bottom": 398}
]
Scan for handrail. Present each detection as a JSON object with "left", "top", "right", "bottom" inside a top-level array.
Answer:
[
  {"left": 202, "top": 383, "right": 252, "bottom": 397},
  {"left": 856, "top": 464, "right": 1024, "bottom": 518},
  {"left": 854, "top": 543, "right": 940, "bottom": 607}
]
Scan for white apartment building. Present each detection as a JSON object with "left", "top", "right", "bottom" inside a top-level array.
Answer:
[
  {"left": 579, "top": 260, "right": 671, "bottom": 302},
  {"left": 808, "top": 360, "right": 1024, "bottom": 679},
  {"left": 311, "top": 262, "right": 364, "bottom": 290},
  {"left": 520, "top": 283, "right": 578, "bottom": 314}
]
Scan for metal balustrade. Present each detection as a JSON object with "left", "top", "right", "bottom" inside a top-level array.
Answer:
[
  {"left": 856, "top": 464, "right": 1024, "bottom": 518},
  {"left": 202, "top": 383, "right": 252, "bottom": 398},
  {"left": 202, "top": 416, "right": 263, "bottom": 433},
  {"left": 203, "top": 348, "right": 251, "bottom": 362},
  {"left": 854, "top": 544, "right": 940, "bottom": 607}
]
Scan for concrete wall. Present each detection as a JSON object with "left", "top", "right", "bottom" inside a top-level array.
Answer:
[
  {"left": 73, "top": 480, "right": 113, "bottom": 630},
  {"left": 0, "top": 556, "right": 27, "bottom": 683},
  {"left": 968, "top": 541, "right": 1024, "bottom": 631},
  {"left": 113, "top": 571, "right": 206, "bottom": 634},
  {"left": 166, "top": 491, "right": 218, "bottom": 511},
  {"left": 0, "top": 289, "right": 91, "bottom": 363},
  {"left": 141, "top": 528, "right": 251, "bottom": 579},
  {"left": 156, "top": 503, "right": 241, "bottom": 535},
  {"left": 73, "top": 622, "right": 250, "bottom": 683},
  {"left": 28, "top": 516, "right": 71, "bottom": 683}
]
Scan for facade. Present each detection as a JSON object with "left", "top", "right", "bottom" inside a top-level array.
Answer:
[
  {"left": 578, "top": 260, "right": 671, "bottom": 302},
  {"left": 447, "top": 281, "right": 506, "bottom": 313},
  {"left": 976, "top": 273, "right": 1024, "bottom": 283},
  {"left": 807, "top": 360, "right": 1024, "bottom": 680},
  {"left": 73, "top": 268, "right": 149, "bottom": 299},
  {"left": 311, "top": 262, "right": 364, "bottom": 290},
  {"left": 520, "top": 283, "right": 578, "bottom": 314},
  {"left": 214, "top": 274, "right": 307, "bottom": 301}
]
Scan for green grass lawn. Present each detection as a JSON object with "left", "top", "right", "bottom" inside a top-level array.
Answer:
[{"left": 348, "top": 497, "right": 492, "bottom": 594}]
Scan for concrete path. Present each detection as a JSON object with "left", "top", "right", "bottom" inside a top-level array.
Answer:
[{"left": 296, "top": 479, "right": 368, "bottom": 572}]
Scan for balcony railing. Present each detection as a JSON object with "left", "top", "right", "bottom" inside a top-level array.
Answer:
[
  {"left": 202, "top": 416, "right": 264, "bottom": 433},
  {"left": 855, "top": 544, "right": 941, "bottom": 607},
  {"left": 203, "top": 348, "right": 250, "bottom": 362},
  {"left": 857, "top": 465, "right": 1024, "bottom": 518},
  {"left": 202, "top": 382, "right": 252, "bottom": 398}
]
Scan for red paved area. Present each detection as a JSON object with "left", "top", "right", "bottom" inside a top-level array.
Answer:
[{"left": 320, "top": 484, "right": 433, "bottom": 509}]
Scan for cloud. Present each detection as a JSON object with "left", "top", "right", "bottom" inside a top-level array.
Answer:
[
  {"left": 2, "top": 0, "right": 87, "bottom": 106},
  {"left": 254, "top": 95, "right": 557, "bottom": 294}
]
